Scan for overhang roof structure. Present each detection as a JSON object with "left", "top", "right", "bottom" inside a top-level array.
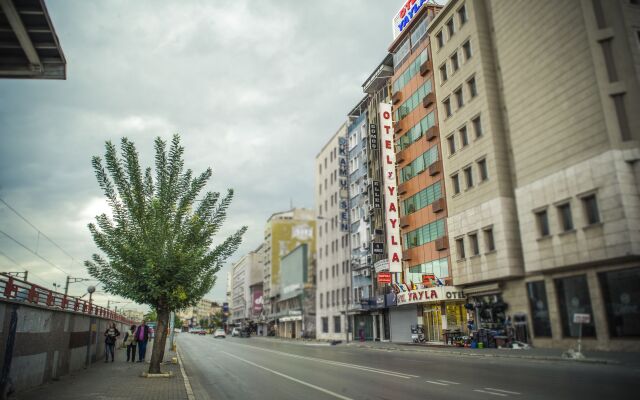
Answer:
[{"left": 0, "top": 0, "right": 66, "bottom": 79}]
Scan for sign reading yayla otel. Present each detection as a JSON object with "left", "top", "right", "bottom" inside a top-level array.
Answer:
[
  {"left": 379, "top": 103, "right": 402, "bottom": 273},
  {"left": 393, "top": 0, "right": 430, "bottom": 39}
]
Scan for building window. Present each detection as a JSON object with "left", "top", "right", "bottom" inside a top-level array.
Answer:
[
  {"left": 452, "top": 173, "right": 460, "bottom": 194},
  {"left": 599, "top": 267, "right": 640, "bottom": 337},
  {"left": 436, "top": 30, "right": 444, "bottom": 49},
  {"left": 322, "top": 317, "right": 329, "bottom": 333},
  {"left": 319, "top": 269, "right": 322, "bottom": 281},
  {"left": 446, "top": 18, "right": 455, "bottom": 37},
  {"left": 468, "top": 76, "right": 477, "bottom": 98},
  {"left": 536, "top": 209, "right": 550, "bottom": 237},
  {"left": 527, "top": 281, "right": 552, "bottom": 337},
  {"left": 443, "top": 98, "right": 452, "bottom": 117},
  {"left": 447, "top": 134, "right": 456, "bottom": 155},
  {"left": 334, "top": 316, "right": 341, "bottom": 333},
  {"left": 555, "top": 275, "right": 596, "bottom": 337},
  {"left": 582, "top": 194, "right": 600, "bottom": 225},
  {"left": 612, "top": 94, "right": 631, "bottom": 141},
  {"left": 403, "top": 219, "right": 446, "bottom": 250},
  {"left": 472, "top": 115, "right": 482, "bottom": 138},
  {"left": 464, "top": 166, "right": 473, "bottom": 188},
  {"left": 342, "top": 287, "right": 345, "bottom": 304},
  {"left": 483, "top": 227, "right": 495, "bottom": 252},
  {"left": 326, "top": 290, "right": 329, "bottom": 307},
  {"left": 557, "top": 203, "right": 574, "bottom": 232},
  {"left": 440, "top": 63, "right": 448, "bottom": 82},
  {"left": 462, "top": 40, "right": 472, "bottom": 60},
  {"left": 458, "top": 4, "right": 468, "bottom": 25},
  {"left": 455, "top": 87, "right": 464, "bottom": 108},
  {"left": 599, "top": 39, "right": 618, "bottom": 82},
  {"left": 319, "top": 293, "right": 323, "bottom": 308},
  {"left": 469, "top": 232, "right": 479, "bottom": 256},
  {"left": 456, "top": 237, "right": 466, "bottom": 259},
  {"left": 459, "top": 126, "right": 468, "bottom": 147},
  {"left": 477, "top": 158, "right": 488, "bottom": 181},
  {"left": 451, "top": 52, "right": 459, "bottom": 72}
]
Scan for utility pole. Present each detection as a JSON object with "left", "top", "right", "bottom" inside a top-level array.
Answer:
[
  {"left": 65, "top": 276, "right": 91, "bottom": 296},
  {"left": 3, "top": 271, "right": 28, "bottom": 281}
]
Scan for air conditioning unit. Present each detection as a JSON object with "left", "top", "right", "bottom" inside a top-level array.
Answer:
[{"left": 363, "top": 269, "right": 371, "bottom": 277}]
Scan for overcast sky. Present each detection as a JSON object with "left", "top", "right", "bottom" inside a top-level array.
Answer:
[{"left": 0, "top": 0, "right": 405, "bottom": 311}]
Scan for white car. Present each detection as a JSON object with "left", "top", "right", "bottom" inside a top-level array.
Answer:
[
  {"left": 213, "top": 329, "right": 226, "bottom": 338},
  {"left": 231, "top": 327, "right": 240, "bottom": 337}
]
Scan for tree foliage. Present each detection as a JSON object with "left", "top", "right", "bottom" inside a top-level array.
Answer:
[{"left": 85, "top": 134, "right": 246, "bottom": 372}]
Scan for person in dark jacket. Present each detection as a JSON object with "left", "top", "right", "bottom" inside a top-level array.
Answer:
[
  {"left": 123, "top": 324, "right": 137, "bottom": 362},
  {"left": 134, "top": 320, "right": 150, "bottom": 362},
  {"left": 104, "top": 323, "right": 120, "bottom": 362}
]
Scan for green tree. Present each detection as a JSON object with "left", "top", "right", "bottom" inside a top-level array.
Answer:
[
  {"left": 144, "top": 309, "right": 157, "bottom": 322},
  {"left": 85, "top": 135, "right": 246, "bottom": 373}
]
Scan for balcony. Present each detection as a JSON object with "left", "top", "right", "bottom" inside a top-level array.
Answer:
[
  {"left": 428, "top": 161, "right": 441, "bottom": 176},
  {"left": 431, "top": 197, "right": 445, "bottom": 214},
  {"left": 400, "top": 216, "right": 410, "bottom": 228},
  {"left": 394, "top": 121, "right": 403, "bottom": 134},
  {"left": 392, "top": 91, "right": 403, "bottom": 105},
  {"left": 398, "top": 182, "right": 409, "bottom": 195},
  {"left": 435, "top": 236, "right": 448, "bottom": 251},
  {"left": 422, "top": 92, "right": 435, "bottom": 109},
  {"left": 396, "top": 147, "right": 408, "bottom": 163},
  {"left": 425, "top": 125, "right": 439, "bottom": 142},
  {"left": 419, "top": 59, "right": 432, "bottom": 76}
]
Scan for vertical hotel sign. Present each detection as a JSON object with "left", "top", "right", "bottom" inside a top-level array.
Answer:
[{"left": 379, "top": 103, "right": 402, "bottom": 273}]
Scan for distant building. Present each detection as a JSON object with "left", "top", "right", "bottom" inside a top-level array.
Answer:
[{"left": 230, "top": 244, "right": 264, "bottom": 325}]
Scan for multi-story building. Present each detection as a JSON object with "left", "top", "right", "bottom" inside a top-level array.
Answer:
[
  {"left": 273, "top": 244, "right": 316, "bottom": 338},
  {"left": 429, "top": 0, "right": 640, "bottom": 351},
  {"left": 261, "top": 208, "right": 316, "bottom": 335},
  {"left": 387, "top": 2, "right": 467, "bottom": 344},
  {"left": 315, "top": 123, "right": 351, "bottom": 341},
  {"left": 230, "top": 245, "right": 264, "bottom": 326}
]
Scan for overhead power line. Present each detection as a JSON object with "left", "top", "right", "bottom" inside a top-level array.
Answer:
[{"left": 0, "top": 229, "right": 71, "bottom": 276}]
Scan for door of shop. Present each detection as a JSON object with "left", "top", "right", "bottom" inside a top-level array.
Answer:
[{"left": 424, "top": 306, "right": 442, "bottom": 342}]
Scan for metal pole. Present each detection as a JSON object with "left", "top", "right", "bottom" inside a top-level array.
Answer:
[
  {"left": 577, "top": 323, "right": 582, "bottom": 354},
  {"left": 64, "top": 275, "right": 69, "bottom": 296},
  {"left": 169, "top": 311, "right": 175, "bottom": 351}
]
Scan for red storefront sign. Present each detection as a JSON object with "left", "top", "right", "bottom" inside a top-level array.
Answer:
[
  {"left": 422, "top": 273, "right": 435, "bottom": 286},
  {"left": 377, "top": 272, "right": 392, "bottom": 284}
]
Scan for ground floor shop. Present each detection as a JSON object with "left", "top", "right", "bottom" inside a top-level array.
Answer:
[
  {"left": 465, "top": 261, "right": 640, "bottom": 351},
  {"left": 350, "top": 309, "right": 390, "bottom": 342},
  {"left": 277, "top": 316, "right": 303, "bottom": 338}
]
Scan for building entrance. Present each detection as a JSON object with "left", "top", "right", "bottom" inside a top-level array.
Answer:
[{"left": 423, "top": 305, "right": 442, "bottom": 342}]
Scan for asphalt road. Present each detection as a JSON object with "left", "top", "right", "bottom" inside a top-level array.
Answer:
[{"left": 178, "top": 334, "right": 640, "bottom": 400}]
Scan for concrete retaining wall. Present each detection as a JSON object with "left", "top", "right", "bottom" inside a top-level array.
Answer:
[{"left": 0, "top": 299, "right": 132, "bottom": 395}]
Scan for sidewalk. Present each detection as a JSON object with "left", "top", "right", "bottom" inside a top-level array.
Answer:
[
  {"left": 15, "top": 341, "right": 188, "bottom": 400},
  {"left": 252, "top": 336, "right": 640, "bottom": 367}
]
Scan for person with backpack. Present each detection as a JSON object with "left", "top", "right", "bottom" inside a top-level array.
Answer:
[
  {"left": 104, "top": 323, "right": 120, "bottom": 362},
  {"left": 123, "top": 324, "right": 137, "bottom": 362}
]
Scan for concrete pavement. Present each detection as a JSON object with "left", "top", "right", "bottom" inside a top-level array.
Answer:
[{"left": 179, "top": 334, "right": 640, "bottom": 400}]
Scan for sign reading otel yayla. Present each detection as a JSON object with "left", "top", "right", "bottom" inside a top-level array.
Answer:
[
  {"left": 379, "top": 103, "right": 402, "bottom": 273},
  {"left": 396, "top": 287, "right": 466, "bottom": 306}
]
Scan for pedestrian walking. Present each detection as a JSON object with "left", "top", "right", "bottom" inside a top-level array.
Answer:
[
  {"left": 135, "top": 320, "right": 151, "bottom": 362},
  {"left": 124, "top": 324, "right": 137, "bottom": 362},
  {"left": 104, "top": 323, "right": 120, "bottom": 362}
]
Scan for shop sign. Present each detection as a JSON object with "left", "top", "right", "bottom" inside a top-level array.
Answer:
[
  {"left": 338, "top": 136, "right": 350, "bottom": 232},
  {"left": 573, "top": 313, "right": 591, "bottom": 324},
  {"left": 369, "top": 123, "right": 378, "bottom": 150},
  {"left": 393, "top": 0, "right": 430, "bottom": 39},
  {"left": 372, "top": 242, "right": 384, "bottom": 254},
  {"left": 377, "top": 271, "right": 392, "bottom": 284},
  {"left": 422, "top": 273, "right": 435, "bottom": 285},
  {"left": 252, "top": 291, "right": 263, "bottom": 314},
  {"left": 385, "top": 292, "right": 397, "bottom": 307},
  {"left": 395, "top": 286, "right": 465, "bottom": 306},
  {"left": 376, "top": 295, "right": 385, "bottom": 308},
  {"left": 379, "top": 103, "right": 402, "bottom": 272},
  {"left": 374, "top": 259, "right": 389, "bottom": 273},
  {"left": 372, "top": 180, "right": 382, "bottom": 208}
]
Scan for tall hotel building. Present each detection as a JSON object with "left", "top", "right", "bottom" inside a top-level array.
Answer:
[
  {"left": 387, "top": 2, "right": 469, "bottom": 343},
  {"left": 315, "top": 124, "right": 351, "bottom": 340},
  {"left": 429, "top": 0, "right": 640, "bottom": 351}
]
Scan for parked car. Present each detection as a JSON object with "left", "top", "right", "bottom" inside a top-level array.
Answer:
[
  {"left": 231, "top": 327, "right": 240, "bottom": 337},
  {"left": 198, "top": 329, "right": 207, "bottom": 335},
  {"left": 213, "top": 329, "right": 226, "bottom": 338}
]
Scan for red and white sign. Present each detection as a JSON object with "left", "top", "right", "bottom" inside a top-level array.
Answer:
[
  {"left": 379, "top": 103, "right": 402, "bottom": 273},
  {"left": 396, "top": 286, "right": 465, "bottom": 306},
  {"left": 377, "top": 272, "right": 392, "bottom": 284},
  {"left": 422, "top": 273, "right": 436, "bottom": 285}
]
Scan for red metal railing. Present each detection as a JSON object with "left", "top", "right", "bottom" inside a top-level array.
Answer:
[{"left": 0, "top": 273, "right": 134, "bottom": 324}]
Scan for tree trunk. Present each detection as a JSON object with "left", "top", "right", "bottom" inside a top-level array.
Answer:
[{"left": 148, "top": 307, "right": 169, "bottom": 374}]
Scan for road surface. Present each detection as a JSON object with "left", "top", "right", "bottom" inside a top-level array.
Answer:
[{"left": 178, "top": 334, "right": 639, "bottom": 400}]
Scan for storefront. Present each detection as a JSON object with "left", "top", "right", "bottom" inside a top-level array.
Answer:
[{"left": 394, "top": 286, "right": 466, "bottom": 343}]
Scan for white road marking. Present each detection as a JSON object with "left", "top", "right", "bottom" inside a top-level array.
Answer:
[
  {"left": 218, "top": 340, "right": 418, "bottom": 379},
  {"left": 221, "top": 351, "right": 354, "bottom": 400},
  {"left": 437, "top": 380, "right": 460, "bottom": 385},
  {"left": 426, "top": 380, "right": 449, "bottom": 386},
  {"left": 474, "top": 389, "right": 508, "bottom": 397},
  {"left": 485, "top": 388, "right": 521, "bottom": 395}
]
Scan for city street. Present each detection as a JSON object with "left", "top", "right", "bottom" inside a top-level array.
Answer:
[{"left": 179, "top": 334, "right": 640, "bottom": 400}]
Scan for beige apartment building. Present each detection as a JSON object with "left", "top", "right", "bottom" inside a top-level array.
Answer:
[
  {"left": 430, "top": 0, "right": 640, "bottom": 351},
  {"left": 315, "top": 123, "right": 351, "bottom": 341}
]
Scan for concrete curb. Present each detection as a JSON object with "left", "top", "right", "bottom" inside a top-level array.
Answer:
[
  {"left": 348, "top": 343, "right": 618, "bottom": 365},
  {"left": 141, "top": 371, "right": 174, "bottom": 378},
  {"left": 176, "top": 346, "right": 196, "bottom": 400}
]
